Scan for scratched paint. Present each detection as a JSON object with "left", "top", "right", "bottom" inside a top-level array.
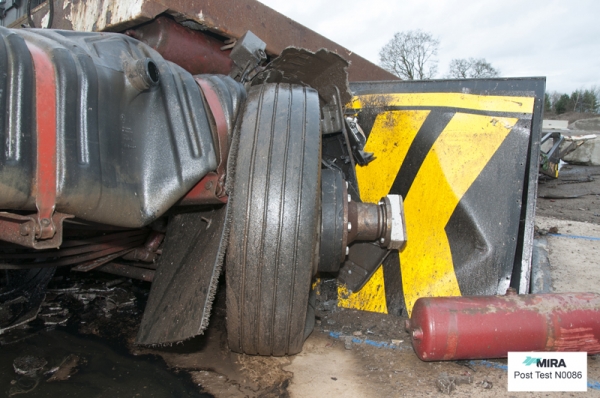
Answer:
[{"left": 65, "top": 0, "right": 150, "bottom": 31}]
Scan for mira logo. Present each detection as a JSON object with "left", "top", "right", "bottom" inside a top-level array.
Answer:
[{"left": 523, "top": 356, "right": 567, "bottom": 368}]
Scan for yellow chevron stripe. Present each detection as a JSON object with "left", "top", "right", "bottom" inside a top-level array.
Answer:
[
  {"left": 339, "top": 92, "right": 529, "bottom": 315},
  {"left": 400, "top": 113, "right": 517, "bottom": 315},
  {"left": 355, "top": 110, "right": 430, "bottom": 204},
  {"left": 337, "top": 110, "right": 427, "bottom": 313},
  {"left": 351, "top": 93, "right": 534, "bottom": 114}
]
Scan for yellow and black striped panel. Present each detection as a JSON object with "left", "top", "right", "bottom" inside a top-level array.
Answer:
[{"left": 337, "top": 80, "right": 544, "bottom": 316}]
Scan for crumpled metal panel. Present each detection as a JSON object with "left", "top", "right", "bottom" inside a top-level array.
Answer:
[
  {"left": 0, "top": 26, "right": 220, "bottom": 227},
  {"left": 337, "top": 78, "right": 545, "bottom": 316}
]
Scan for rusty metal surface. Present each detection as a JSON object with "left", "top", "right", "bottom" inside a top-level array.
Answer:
[
  {"left": 180, "top": 77, "right": 232, "bottom": 205},
  {"left": 23, "top": 0, "right": 397, "bottom": 82},
  {"left": 0, "top": 212, "right": 73, "bottom": 250},
  {"left": 125, "top": 16, "right": 233, "bottom": 75},
  {"left": 408, "top": 291, "right": 600, "bottom": 361},
  {"left": 0, "top": 229, "right": 148, "bottom": 269},
  {"left": 122, "top": 231, "right": 164, "bottom": 262},
  {"left": 97, "top": 262, "right": 155, "bottom": 282},
  {"left": 347, "top": 201, "right": 383, "bottom": 243}
]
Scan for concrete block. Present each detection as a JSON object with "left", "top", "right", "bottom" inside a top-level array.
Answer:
[
  {"left": 562, "top": 117, "right": 600, "bottom": 165},
  {"left": 562, "top": 137, "right": 600, "bottom": 165},
  {"left": 543, "top": 120, "right": 569, "bottom": 129}
]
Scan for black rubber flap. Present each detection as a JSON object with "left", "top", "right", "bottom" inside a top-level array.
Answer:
[{"left": 136, "top": 207, "right": 228, "bottom": 345}]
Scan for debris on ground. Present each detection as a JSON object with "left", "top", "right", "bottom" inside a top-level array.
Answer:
[
  {"left": 13, "top": 355, "right": 47, "bottom": 377},
  {"left": 435, "top": 372, "right": 474, "bottom": 394},
  {"left": 344, "top": 336, "right": 353, "bottom": 350},
  {"left": 0, "top": 272, "right": 142, "bottom": 347},
  {"left": 478, "top": 379, "right": 494, "bottom": 389},
  {"left": 537, "top": 165, "right": 600, "bottom": 222},
  {"left": 46, "top": 354, "right": 85, "bottom": 382}
]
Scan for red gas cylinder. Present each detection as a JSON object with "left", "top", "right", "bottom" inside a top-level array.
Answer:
[{"left": 407, "top": 291, "right": 600, "bottom": 361}]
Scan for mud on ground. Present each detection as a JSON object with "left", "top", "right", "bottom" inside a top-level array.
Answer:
[{"left": 537, "top": 165, "right": 600, "bottom": 224}]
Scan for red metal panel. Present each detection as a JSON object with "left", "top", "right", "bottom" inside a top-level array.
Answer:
[
  {"left": 25, "top": 41, "right": 57, "bottom": 240},
  {"left": 165, "top": 0, "right": 398, "bottom": 82},
  {"left": 125, "top": 16, "right": 233, "bottom": 76},
  {"left": 408, "top": 292, "right": 600, "bottom": 361},
  {"left": 180, "top": 77, "right": 230, "bottom": 205}
]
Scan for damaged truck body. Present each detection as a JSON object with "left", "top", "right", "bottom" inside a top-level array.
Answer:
[{"left": 1, "top": 0, "right": 547, "bottom": 356}]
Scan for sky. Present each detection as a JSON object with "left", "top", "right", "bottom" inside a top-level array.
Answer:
[{"left": 257, "top": 0, "right": 599, "bottom": 94}]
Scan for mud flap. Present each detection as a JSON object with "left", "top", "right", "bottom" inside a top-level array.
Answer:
[
  {"left": 136, "top": 206, "right": 228, "bottom": 345},
  {"left": 337, "top": 78, "right": 545, "bottom": 316}
]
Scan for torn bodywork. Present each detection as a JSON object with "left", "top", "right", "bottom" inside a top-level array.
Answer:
[
  {"left": 0, "top": 1, "right": 547, "bottom": 357},
  {"left": 0, "top": 17, "right": 403, "bottom": 353}
]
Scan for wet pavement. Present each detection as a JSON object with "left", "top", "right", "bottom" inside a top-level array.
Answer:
[
  {"left": 1, "top": 330, "right": 208, "bottom": 397},
  {"left": 0, "top": 272, "right": 210, "bottom": 397}
]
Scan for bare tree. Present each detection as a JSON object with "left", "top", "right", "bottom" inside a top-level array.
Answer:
[
  {"left": 447, "top": 58, "right": 500, "bottom": 78},
  {"left": 379, "top": 30, "right": 439, "bottom": 80}
]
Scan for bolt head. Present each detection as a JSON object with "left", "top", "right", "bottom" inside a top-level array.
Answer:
[
  {"left": 19, "top": 224, "right": 31, "bottom": 236},
  {"left": 412, "top": 328, "right": 424, "bottom": 341},
  {"left": 347, "top": 194, "right": 352, "bottom": 203},
  {"left": 345, "top": 246, "right": 350, "bottom": 256},
  {"left": 347, "top": 222, "right": 352, "bottom": 232}
]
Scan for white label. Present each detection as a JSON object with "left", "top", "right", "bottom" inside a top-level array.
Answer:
[{"left": 508, "top": 352, "right": 587, "bottom": 392}]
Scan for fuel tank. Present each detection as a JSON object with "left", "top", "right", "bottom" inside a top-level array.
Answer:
[{"left": 0, "top": 26, "right": 243, "bottom": 228}]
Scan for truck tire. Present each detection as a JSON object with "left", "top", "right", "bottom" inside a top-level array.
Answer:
[{"left": 226, "top": 83, "right": 321, "bottom": 355}]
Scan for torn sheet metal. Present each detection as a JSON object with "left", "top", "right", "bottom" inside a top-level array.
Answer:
[
  {"left": 253, "top": 47, "right": 352, "bottom": 107},
  {"left": 22, "top": 0, "right": 397, "bottom": 82}
]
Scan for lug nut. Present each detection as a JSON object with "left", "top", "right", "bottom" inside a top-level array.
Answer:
[
  {"left": 348, "top": 194, "right": 352, "bottom": 203},
  {"left": 345, "top": 246, "right": 350, "bottom": 256},
  {"left": 348, "top": 222, "right": 352, "bottom": 232}
]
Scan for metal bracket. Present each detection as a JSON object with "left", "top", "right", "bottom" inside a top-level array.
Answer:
[
  {"left": 228, "top": 31, "right": 266, "bottom": 83},
  {"left": 540, "top": 131, "right": 564, "bottom": 178},
  {"left": 179, "top": 77, "right": 231, "bottom": 205},
  {"left": 0, "top": 212, "right": 73, "bottom": 249}
]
